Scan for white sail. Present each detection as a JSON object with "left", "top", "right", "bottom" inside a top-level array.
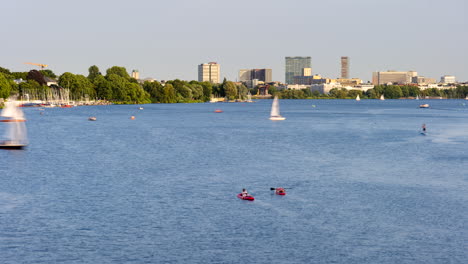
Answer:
[
  {"left": 270, "top": 96, "right": 280, "bottom": 116},
  {"left": 270, "top": 96, "right": 285, "bottom": 120},
  {"left": 380, "top": 94, "right": 385, "bottom": 100},
  {"left": 356, "top": 95, "right": 360, "bottom": 101},
  {"left": 416, "top": 95, "right": 419, "bottom": 100},
  {"left": 247, "top": 92, "right": 252, "bottom": 102}
]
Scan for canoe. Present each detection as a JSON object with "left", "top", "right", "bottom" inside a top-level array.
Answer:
[{"left": 237, "top": 193, "right": 254, "bottom": 201}]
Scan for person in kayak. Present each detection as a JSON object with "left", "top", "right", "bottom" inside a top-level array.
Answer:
[{"left": 241, "top": 188, "right": 249, "bottom": 197}]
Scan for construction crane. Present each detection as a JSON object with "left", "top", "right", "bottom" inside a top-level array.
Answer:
[{"left": 24, "top": 62, "right": 48, "bottom": 70}]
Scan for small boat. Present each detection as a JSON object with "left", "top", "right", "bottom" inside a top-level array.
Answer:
[
  {"left": 356, "top": 95, "right": 360, "bottom": 101},
  {"left": 269, "top": 96, "right": 286, "bottom": 121},
  {"left": 88, "top": 117, "right": 97, "bottom": 121},
  {"left": 130, "top": 116, "right": 135, "bottom": 120},
  {"left": 465, "top": 95, "right": 468, "bottom": 100},
  {"left": 419, "top": 104, "right": 429, "bottom": 108},
  {"left": 380, "top": 94, "right": 385, "bottom": 101},
  {"left": 275, "top": 188, "right": 286, "bottom": 195},
  {"left": 237, "top": 193, "right": 254, "bottom": 201},
  {"left": 1, "top": 98, "right": 28, "bottom": 150},
  {"left": 214, "top": 109, "right": 223, "bottom": 113},
  {"left": 416, "top": 95, "right": 420, "bottom": 100},
  {"left": 139, "top": 107, "right": 144, "bottom": 110}
]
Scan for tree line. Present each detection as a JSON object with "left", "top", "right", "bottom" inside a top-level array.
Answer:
[
  {"left": 273, "top": 85, "right": 468, "bottom": 99},
  {"left": 0, "top": 65, "right": 249, "bottom": 104}
]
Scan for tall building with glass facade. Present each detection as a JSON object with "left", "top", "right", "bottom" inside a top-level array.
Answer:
[
  {"left": 238, "top": 69, "right": 272, "bottom": 82},
  {"left": 198, "top": 62, "right": 220, "bottom": 83},
  {"left": 285, "top": 57, "right": 311, "bottom": 84}
]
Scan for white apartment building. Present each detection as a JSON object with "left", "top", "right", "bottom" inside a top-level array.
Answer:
[{"left": 198, "top": 62, "right": 220, "bottom": 83}]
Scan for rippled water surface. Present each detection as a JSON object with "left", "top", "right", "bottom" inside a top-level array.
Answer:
[{"left": 1, "top": 99, "right": 467, "bottom": 263}]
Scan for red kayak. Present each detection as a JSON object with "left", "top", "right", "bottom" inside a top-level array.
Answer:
[
  {"left": 237, "top": 193, "right": 254, "bottom": 201},
  {"left": 275, "top": 188, "right": 286, "bottom": 195}
]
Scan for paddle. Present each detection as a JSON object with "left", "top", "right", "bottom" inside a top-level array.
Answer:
[{"left": 270, "top": 187, "right": 291, "bottom": 190}]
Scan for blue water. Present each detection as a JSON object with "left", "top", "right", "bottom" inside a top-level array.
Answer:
[{"left": 1, "top": 100, "right": 467, "bottom": 263}]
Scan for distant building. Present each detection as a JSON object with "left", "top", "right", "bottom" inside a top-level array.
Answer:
[
  {"left": 341, "top": 56, "right": 349, "bottom": 79},
  {"left": 372, "top": 71, "right": 417, "bottom": 85},
  {"left": 440, "top": 75, "right": 456, "bottom": 84},
  {"left": 238, "top": 69, "right": 272, "bottom": 82},
  {"left": 412, "top": 76, "right": 436, "bottom": 85},
  {"left": 334, "top": 78, "right": 363, "bottom": 86},
  {"left": 198, "top": 62, "right": 220, "bottom": 83},
  {"left": 131, "top": 70, "right": 140, "bottom": 80},
  {"left": 285, "top": 56, "right": 312, "bottom": 84}
]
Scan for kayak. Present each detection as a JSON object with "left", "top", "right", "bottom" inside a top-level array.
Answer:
[
  {"left": 275, "top": 188, "right": 286, "bottom": 195},
  {"left": 237, "top": 193, "right": 254, "bottom": 201}
]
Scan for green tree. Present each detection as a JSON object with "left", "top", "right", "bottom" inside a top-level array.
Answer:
[
  {"left": 224, "top": 81, "right": 238, "bottom": 100},
  {"left": 106, "top": 66, "right": 130, "bottom": 79},
  {"left": 39, "top": 69, "right": 57, "bottom": 78},
  {"left": 93, "top": 75, "right": 112, "bottom": 100},
  {"left": 162, "top": 84, "right": 176, "bottom": 103},
  {"left": 0, "top": 73, "right": 14, "bottom": 98},
  {"left": 383, "top": 85, "right": 403, "bottom": 99},
  {"left": 88, "top": 65, "right": 101, "bottom": 81}
]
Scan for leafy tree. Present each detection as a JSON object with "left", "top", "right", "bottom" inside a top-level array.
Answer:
[
  {"left": 162, "top": 83, "right": 177, "bottom": 103},
  {"left": 0, "top": 73, "right": 15, "bottom": 98},
  {"left": 383, "top": 85, "right": 403, "bottom": 99},
  {"left": 237, "top": 84, "right": 248, "bottom": 99},
  {"left": 88, "top": 65, "right": 101, "bottom": 81},
  {"left": 190, "top": 84, "right": 204, "bottom": 100},
  {"left": 27, "top": 70, "right": 46, "bottom": 85},
  {"left": 93, "top": 75, "right": 112, "bottom": 100},
  {"left": 106, "top": 66, "right": 130, "bottom": 79},
  {"left": 39, "top": 69, "right": 57, "bottom": 78},
  {"left": 224, "top": 81, "right": 238, "bottom": 100},
  {"left": 11, "top": 72, "right": 28, "bottom": 80}
]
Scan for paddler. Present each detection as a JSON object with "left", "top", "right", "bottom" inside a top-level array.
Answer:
[{"left": 241, "top": 188, "right": 249, "bottom": 197}]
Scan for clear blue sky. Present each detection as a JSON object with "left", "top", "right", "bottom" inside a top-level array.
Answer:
[{"left": 2, "top": 0, "right": 467, "bottom": 82}]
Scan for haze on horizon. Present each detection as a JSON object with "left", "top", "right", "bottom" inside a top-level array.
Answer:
[{"left": 2, "top": 0, "right": 467, "bottom": 83}]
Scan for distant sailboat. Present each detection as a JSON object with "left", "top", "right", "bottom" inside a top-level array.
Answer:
[
  {"left": 269, "top": 96, "right": 286, "bottom": 121},
  {"left": 0, "top": 98, "right": 28, "bottom": 149},
  {"left": 380, "top": 94, "right": 385, "bottom": 100},
  {"left": 246, "top": 92, "right": 253, "bottom": 103},
  {"left": 416, "top": 95, "right": 420, "bottom": 100},
  {"left": 356, "top": 95, "right": 360, "bottom": 101},
  {"left": 465, "top": 95, "right": 468, "bottom": 100}
]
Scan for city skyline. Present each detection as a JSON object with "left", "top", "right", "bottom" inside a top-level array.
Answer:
[{"left": 1, "top": 0, "right": 467, "bottom": 82}]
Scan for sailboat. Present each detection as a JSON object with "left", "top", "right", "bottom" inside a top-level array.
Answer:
[
  {"left": 380, "top": 94, "right": 385, "bottom": 100},
  {"left": 246, "top": 91, "right": 253, "bottom": 103},
  {"left": 416, "top": 95, "right": 420, "bottom": 100},
  {"left": 356, "top": 95, "right": 360, "bottom": 101},
  {"left": 0, "top": 98, "right": 28, "bottom": 149},
  {"left": 269, "top": 96, "right": 285, "bottom": 121},
  {"left": 465, "top": 95, "right": 468, "bottom": 100}
]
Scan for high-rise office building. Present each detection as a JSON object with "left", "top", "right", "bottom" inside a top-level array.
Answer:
[
  {"left": 372, "top": 71, "right": 417, "bottom": 85},
  {"left": 285, "top": 57, "right": 311, "bottom": 84},
  {"left": 341, "top": 57, "right": 349, "bottom": 79},
  {"left": 238, "top": 69, "right": 272, "bottom": 82},
  {"left": 198, "top": 62, "right": 220, "bottom": 83}
]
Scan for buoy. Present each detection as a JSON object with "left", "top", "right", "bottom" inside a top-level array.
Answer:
[
  {"left": 214, "top": 109, "right": 223, "bottom": 113},
  {"left": 130, "top": 116, "right": 135, "bottom": 120}
]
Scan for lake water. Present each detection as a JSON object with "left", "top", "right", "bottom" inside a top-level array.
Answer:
[{"left": 1, "top": 99, "right": 467, "bottom": 263}]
